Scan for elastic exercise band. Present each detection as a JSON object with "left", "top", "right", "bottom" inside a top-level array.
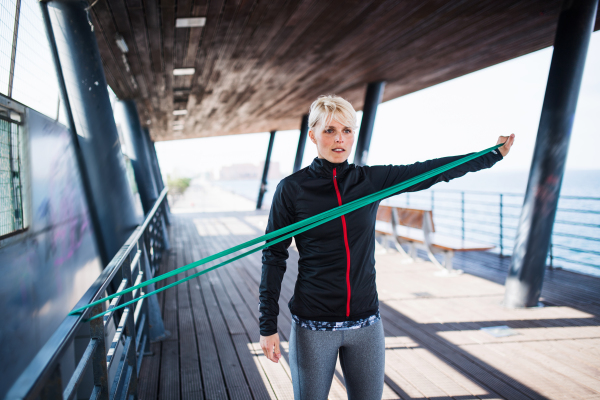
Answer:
[{"left": 75, "top": 144, "right": 503, "bottom": 321}]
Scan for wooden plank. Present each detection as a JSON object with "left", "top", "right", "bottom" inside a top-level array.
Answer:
[{"left": 85, "top": 0, "right": 600, "bottom": 140}]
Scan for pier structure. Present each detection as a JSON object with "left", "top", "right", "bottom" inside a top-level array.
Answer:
[{"left": 1, "top": 0, "right": 599, "bottom": 399}]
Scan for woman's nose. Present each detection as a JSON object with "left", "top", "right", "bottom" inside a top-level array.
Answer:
[{"left": 335, "top": 132, "right": 343, "bottom": 142}]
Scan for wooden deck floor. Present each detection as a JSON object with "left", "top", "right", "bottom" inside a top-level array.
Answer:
[{"left": 138, "top": 182, "right": 600, "bottom": 400}]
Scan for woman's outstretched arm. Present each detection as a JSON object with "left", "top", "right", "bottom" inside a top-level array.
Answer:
[{"left": 365, "top": 135, "right": 515, "bottom": 192}]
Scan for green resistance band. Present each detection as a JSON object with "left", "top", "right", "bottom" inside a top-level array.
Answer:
[{"left": 76, "top": 143, "right": 503, "bottom": 321}]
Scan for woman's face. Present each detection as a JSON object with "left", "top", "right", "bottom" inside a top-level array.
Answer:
[{"left": 309, "top": 119, "right": 355, "bottom": 164}]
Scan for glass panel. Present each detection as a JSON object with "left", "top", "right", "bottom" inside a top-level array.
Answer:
[
  {"left": 11, "top": 0, "right": 60, "bottom": 118},
  {"left": 0, "top": 0, "right": 17, "bottom": 95}
]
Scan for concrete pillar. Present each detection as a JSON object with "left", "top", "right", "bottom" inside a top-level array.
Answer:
[
  {"left": 41, "top": 0, "right": 139, "bottom": 264},
  {"left": 504, "top": 0, "right": 599, "bottom": 308}
]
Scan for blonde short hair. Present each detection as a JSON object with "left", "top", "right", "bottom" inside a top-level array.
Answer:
[{"left": 308, "top": 95, "right": 358, "bottom": 132}]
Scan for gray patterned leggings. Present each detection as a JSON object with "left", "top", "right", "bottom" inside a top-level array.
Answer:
[{"left": 288, "top": 319, "right": 385, "bottom": 400}]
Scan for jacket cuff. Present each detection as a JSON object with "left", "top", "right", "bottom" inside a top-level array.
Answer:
[{"left": 490, "top": 148, "right": 504, "bottom": 160}]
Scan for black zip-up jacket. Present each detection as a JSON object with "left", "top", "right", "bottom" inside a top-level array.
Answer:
[{"left": 259, "top": 150, "right": 503, "bottom": 336}]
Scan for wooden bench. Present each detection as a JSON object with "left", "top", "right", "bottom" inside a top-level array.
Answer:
[{"left": 375, "top": 205, "right": 494, "bottom": 273}]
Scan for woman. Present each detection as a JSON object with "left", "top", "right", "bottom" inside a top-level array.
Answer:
[{"left": 259, "top": 95, "right": 514, "bottom": 399}]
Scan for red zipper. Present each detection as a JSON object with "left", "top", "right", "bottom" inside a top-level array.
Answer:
[{"left": 333, "top": 168, "right": 351, "bottom": 317}]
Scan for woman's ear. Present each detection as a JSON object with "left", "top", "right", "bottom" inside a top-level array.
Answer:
[{"left": 308, "top": 130, "right": 317, "bottom": 144}]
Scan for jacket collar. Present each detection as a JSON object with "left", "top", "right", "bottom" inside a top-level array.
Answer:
[{"left": 309, "top": 157, "right": 350, "bottom": 178}]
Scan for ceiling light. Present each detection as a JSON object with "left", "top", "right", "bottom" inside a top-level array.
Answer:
[
  {"left": 176, "top": 17, "right": 206, "bottom": 28},
  {"left": 173, "top": 68, "right": 195, "bottom": 76},
  {"left": 173, "top": 109, "right": 188, "bottom": 115},
  {"left": 115, "top": 34, "right": 129, "bottom": 53}
]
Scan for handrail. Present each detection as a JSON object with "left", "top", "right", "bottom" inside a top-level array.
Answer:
[
  {"left": 392, "top": 189, "right": 600, "bottom": 272},
  {"left": 5, "top": 188, "right": 169, "bottom": 400}
]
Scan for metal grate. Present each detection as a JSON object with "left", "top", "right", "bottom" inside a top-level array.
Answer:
[{"left": 0, "top": 115, "right": 23, "bottom": 237}]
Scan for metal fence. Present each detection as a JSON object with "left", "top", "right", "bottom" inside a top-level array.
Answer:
[
  {"left": 0, "top": 105, "right": 23, "bottom": 237},
  {"left": 6, "top": 188, "right": 169, "bottom": 400},
  {"left": 386, "top": 190, "right": 600, "bottom": 274}
]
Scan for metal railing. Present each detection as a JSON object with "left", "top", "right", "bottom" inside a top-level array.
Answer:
[
  {"left": 386, "top": 190, "right": 600, "bottom": 273},
  {"left": 6, "top": 188, "right": 169, "bottom": 400}
]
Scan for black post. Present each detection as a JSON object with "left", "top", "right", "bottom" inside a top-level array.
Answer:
[
  {"left": 144, "top": 129, "right": 165, "bottom": 192},
  {"left": 293, "top": 114, "right": 309, "bottom": 173},
  {"left": 143, "top": 128, "right": 171, "bottom": 225},
  {"left": 257, "top": 131, "right": 276, "bottom": 209},
  {"left": 41, "top": 0, "right": 140, "bottom": 265},
  {"left": 116, "top": 100, "right": 159, "bottom": 214},
  {"left": 504, "top": 0, "right": 598, "bottom": 308},
  {"left": 354, "top": 81, "right": 385, "bottom": 166}
]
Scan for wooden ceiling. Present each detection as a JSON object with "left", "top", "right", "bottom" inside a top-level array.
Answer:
[{"left": 90, "top": 0, "right": 600, "bottom": 142}]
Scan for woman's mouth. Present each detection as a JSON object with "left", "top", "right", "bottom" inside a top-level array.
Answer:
[{"left": 332, "top": 148, "right": 345, "bottom": 153}]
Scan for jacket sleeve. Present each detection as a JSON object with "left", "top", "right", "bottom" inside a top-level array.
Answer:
[
  {"left": 364, "top": 149, "right": 503, "bottom": 193},
  {"left": 259, "top": 180, "right": 295, "bottom": 336}
]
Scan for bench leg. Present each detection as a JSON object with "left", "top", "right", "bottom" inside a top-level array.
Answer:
[
  {"left": 434, "top": 250, "right": 463, "bottom": 276},
  {"left": 444, "top": 251, "right": 454, "bottom": 271},
  {"left": 375, "top": 233, "right": 388, "bottom": 254},
  {"left": 392, "top": 238, "right": 412, "bottom": 260},
  {"left": 409, "top": 243, "right": 417, "bottom": 259}
]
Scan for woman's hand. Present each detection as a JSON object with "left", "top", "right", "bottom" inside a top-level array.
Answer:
[
  {"left": 497, "top": 134, "right": 516, "bottom": 157},
  {"left": 260, "top": 333, "right": 281, "bottom": 363}
]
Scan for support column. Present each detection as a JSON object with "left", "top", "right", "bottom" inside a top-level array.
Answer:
[
  {"left": 354, "top": 81, "right": 385, "bottom": 166},
  {"left": 143, "top": 128, "right": 171, "bottom": 225},
  {"left": 257, "top": 131, "right": 276, "bottom": 210},
  {"left": 115, "top": 100, "right": 159, "bottom": 214},
  {"left": 140, "top": 129, "right": 171, "bottom": 249},
  {"left": 504, "top": 0, "right": 598, "bottom": 308},
  {"left": 293, "top": 114, "right": 309, "bottom": 173},
  {"left": 41, "top": 0, "right": 139, "bottom": 264},
  {"left": 143, "top": 128, "right": 164, "bottom": 191}
]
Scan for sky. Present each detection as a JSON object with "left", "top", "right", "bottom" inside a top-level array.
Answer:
[{"left": 157, "top": 31, "right": 600, "bottom": 179}]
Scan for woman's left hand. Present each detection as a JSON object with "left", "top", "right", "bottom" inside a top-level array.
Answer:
[{"left": 497, "top": 134, "right": 515, "bottom": 157}]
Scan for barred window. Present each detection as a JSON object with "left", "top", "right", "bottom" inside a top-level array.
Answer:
[{"left": 0, "top": 107, "right": 23, "bottom": 237}]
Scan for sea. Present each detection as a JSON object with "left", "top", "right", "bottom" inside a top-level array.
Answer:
[{"left": 213, "top": 169, "right": 600, "bottom": 277}]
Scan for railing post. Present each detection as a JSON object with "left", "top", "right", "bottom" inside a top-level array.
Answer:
[
  {"left": 499, "top": 193, "right": 504, "bottom": 257},
  {"left": 120, "top": 257, "right": 139, "bottom": 399},
  {"left": 142, "top": 240, "right": 169, "bottom": 342},
  {"left": 89, "top": 304, "right": 109, "bottom": 400},
  {"left": 461, "top": 192, "right": 465, "bottom": 241}
]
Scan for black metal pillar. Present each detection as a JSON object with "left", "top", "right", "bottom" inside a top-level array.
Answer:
[
  {"left": 353, "top": 81, "right": 385, "bottom": 166},
  {"left": 293, "top": 114, "right": 309, "bottom": 173},
  {"left": 141, "top": 127, "right": 171, "bottom": 249},
  {"left": 41, "top": 0, "right": 140, "bottom": 265},
  {"left": 144, "top": 129, "right": 164, "bottom": 192},
  {"left": 257, "top": 131, "right": 276, "bottom": 209},
  {"left": 143, "top": 128, "right": 171, "bottom": 225},
  {"left": 116, "top": 100, "right": 159, "bottom": 214},
  {"left": 504, "top": 0, "right": 598, "bottom": 308}
]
